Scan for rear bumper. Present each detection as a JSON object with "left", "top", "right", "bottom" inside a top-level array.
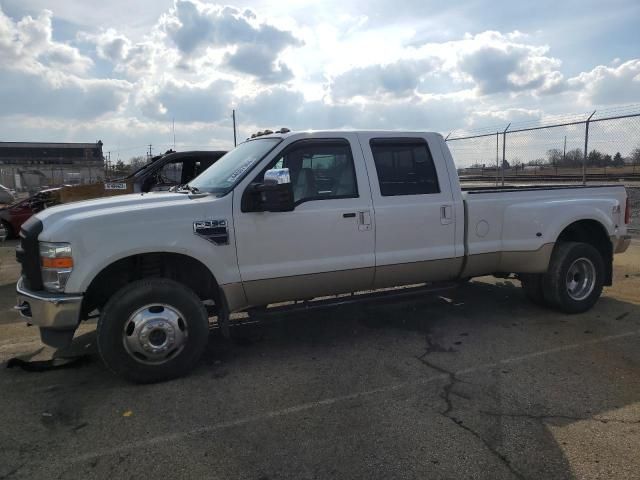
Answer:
[
  {"left": 15, "top": 277, "right": 82, "bottom": 330},
  {"left": 613, "top": 235, "right": 632, "bottom": 254}
]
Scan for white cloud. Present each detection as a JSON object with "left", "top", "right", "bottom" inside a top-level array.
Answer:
[
  {"left": 0, "top": 1, "right": 639, "bottom": 159},
  {"left": 79, "top": 28, "right": 131, "bottom": 63},
  {"left": 0, "top": 8, "right": 93, "bottom": 75},
  {"left": 568, "top": 59, "right": 640, "bottom": 106},
  {"left": 0, "top": 8, "right": 129, "bottom": 119},
  {"left": 330, "top": 59, "right": 438, "bottom": 100},
  {"left": 78, "top": 28, "right": 158, "bottom": 78},
  {"left": 158, "top": 0, "right": 302, "bottom": 83},
  {"left": 137, "top": 79, "right": 233, "bottom": 122}
]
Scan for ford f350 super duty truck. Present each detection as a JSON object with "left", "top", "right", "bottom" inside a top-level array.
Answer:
[{"left": 15, "top": 130, "right": 632, "bottom": 382}]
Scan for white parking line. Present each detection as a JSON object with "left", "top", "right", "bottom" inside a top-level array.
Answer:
[{"left": 68, "top": 329, "right": 640, "bottom": 465}]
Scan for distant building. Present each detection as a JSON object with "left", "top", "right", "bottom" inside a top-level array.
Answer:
[{"left": 0, "top": 141, "right": 104, "bottom": 191}]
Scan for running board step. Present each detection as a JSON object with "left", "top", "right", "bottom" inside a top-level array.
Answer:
[{"left": 248, "top": 281, "right": 460, "bottom": 317}]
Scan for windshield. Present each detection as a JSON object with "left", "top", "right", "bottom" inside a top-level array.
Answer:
[{"left": 189, "top": 138, "right": 281, "bottom": 194}]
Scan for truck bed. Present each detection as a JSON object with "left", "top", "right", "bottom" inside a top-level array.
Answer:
[{"left": 458, "top": 184, "right": 628, "bottom": 277}]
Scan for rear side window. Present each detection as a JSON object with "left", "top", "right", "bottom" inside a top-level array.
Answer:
[{"left": 370, "top": 138, "right": 440, "bottom": 196}]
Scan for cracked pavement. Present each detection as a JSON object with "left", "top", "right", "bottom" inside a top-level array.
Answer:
[{"left": 0, "top": 239, "right": 639, "bottom": 479}]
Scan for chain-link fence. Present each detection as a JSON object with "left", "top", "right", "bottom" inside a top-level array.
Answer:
[{"left": 446, "top": 107, "right": 640, "bottom": 185}]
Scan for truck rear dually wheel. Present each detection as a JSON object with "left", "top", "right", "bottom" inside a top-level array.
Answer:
[
  {"left": 97, "top": 278, "right": 209, "bottom": 383},
  {"left": 543, "top": 241, "right": 604, "bottom": 314}
]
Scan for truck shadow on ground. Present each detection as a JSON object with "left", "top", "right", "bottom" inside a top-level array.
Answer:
[
  {"left": 195, "top": 280, "right": 639, "bottom": 479},
  {"left": 4, "top": 280, "right": 639, "bottom": 479}
]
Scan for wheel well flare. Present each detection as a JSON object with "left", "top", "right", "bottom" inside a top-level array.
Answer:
[{"left": 82, "top": 253, "right": 218, "bottom": 317}]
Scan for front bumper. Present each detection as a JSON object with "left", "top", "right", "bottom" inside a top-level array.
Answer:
[
  {"left": 614, "top": 234, "right": 632, "bottom": 254},
  {"left": 15, "top": 277, "right": 83, "bottom": 330}
]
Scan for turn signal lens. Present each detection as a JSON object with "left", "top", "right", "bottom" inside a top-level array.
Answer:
[
  {"left": 41, "top": 257, "right": 73, "bottom": 269},
  {"left": 625, "top": 197, "right": 631, "bottom": 225},
  {"left": 39, "top": 242, "right": 73, "bottom": 292}
]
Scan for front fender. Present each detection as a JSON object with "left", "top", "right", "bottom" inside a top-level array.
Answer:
[{"left": 49, "top": 194, "right": 240, "bottom": 293}]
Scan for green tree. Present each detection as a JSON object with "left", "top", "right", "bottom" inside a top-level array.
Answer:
[
  {"left": 565, "top": 149, "right": 583, "bottom": 167},
  {"left": 129, "top": 155, "right": 149, "bottom": 171},
  {"left": 613, "top": 152, "right": 624, "bottom": 167},
  {"left": 114, "top": 160, "right": 129, "bottom": 176},
  {"left": 587, "top": 149, "right": 604, "bottom": 167},
  {"left": 546, "top": 148, "right": 562, "bottom": 166}
]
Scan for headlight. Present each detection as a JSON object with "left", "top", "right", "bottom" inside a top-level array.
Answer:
[{"left": 39, "top": 242, "right": 73, "bottom": 292}]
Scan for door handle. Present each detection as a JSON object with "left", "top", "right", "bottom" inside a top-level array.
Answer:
[
  {"left": 440, "top": 205, "right": 453, "bottom": 225},
  {"left": 343, "top": 212, "right": 356, "bottom": 218},
  {"left": 358, "top": 210, "right": 372, "bottom": 231}
]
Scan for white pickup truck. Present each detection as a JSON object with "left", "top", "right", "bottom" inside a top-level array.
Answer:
[{"left": 15, "top": 130, "right": 632, "bottom": 382}]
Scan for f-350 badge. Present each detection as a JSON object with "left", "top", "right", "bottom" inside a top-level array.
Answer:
[{"left": 193, "top": 219, "right": 228, "bottom": 245}]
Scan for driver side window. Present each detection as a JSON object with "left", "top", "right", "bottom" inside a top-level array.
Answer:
[{"left": 261, "top": 140, "right": 358, "bottom": 204}]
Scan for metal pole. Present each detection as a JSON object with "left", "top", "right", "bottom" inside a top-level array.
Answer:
[
  {"left": 232, "top": 110, "right": 237, "bottom": 147},
  {"left": 561, "top": 135, "right": 565, "bottom": 176},
  {"left": 501, "top": 123, "right": 510, "bottom": 187},
  {"left": 583, "top": 111, "right": 595, "bottom": 185},
  {"left": 496, "top": 131, "right": 499, "bottom": 186}
]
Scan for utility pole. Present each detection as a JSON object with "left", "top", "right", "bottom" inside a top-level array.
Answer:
[
  {"left": 232, "top": 109, "right": 237, "bottom": 147},
  {"left": 561, "top": 135, "right": 566, "bottom": 176},
  {"left": 148, "top": 144, "right": 153, "bottom": 161},
  {"left": 495, "top": 131, "right": 499, "bottom": 186}
]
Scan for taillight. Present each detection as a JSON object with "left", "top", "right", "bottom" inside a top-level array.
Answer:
[{"left": 625, "top": 197, "right": 631, "bottom": 225}]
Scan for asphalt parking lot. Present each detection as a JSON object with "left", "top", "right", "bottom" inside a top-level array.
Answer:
[{"left": 0, "top": 239, "right": 639, "bottom": 480}]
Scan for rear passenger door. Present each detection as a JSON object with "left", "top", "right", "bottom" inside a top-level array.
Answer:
[{"left": 358, "top": 133, "right": 461, "bottom": 288}]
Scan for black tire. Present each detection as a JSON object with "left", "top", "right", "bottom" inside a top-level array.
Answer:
[
  {"left": 97, "top": 278, "right": 209, "bottom": 383},
  {"left": 1, "top": 220, "right": 14, "bottom": 239},
  {"left": 543, "top": 242, "right": 604, "bottom": 314},
  {"left": 520, "top": 273, "right": 549, "bottom": 306}
]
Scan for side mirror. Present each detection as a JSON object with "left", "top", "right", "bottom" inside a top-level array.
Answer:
[
  {"left": 260, "top": 168, "right": 294, "bottom": 212},
  {"left": 264, "top": 168, "right": 291, "bottom": 186},
  {"left": 243, "top": 168, "right": 294, "bottom": 212}
]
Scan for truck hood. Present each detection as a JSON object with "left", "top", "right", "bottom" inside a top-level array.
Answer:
[{"left": 36, "top": 192, "right": 201, "bottom": 232}]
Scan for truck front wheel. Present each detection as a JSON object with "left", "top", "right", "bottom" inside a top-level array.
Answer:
[
  {"left": 97, "top": 278, "right": 209, "bottom": 383},
  {"left": 544, "top": 241, "right": 605, "bottom": 314}
]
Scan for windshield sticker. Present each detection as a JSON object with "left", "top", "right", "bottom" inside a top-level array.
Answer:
[{"left": 225, "top": 159, "right": 255, "bottom": 183}]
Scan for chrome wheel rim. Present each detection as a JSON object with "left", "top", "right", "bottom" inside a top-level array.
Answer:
[
  {"left": 566, "top": 257, "right": 596, "bottom": 301},
  {"left": 123, "top": 304, "right": 188, "bottom": 365}
]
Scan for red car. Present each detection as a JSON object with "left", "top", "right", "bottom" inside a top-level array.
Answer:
[{"left": 0, "top": 188, "right": 61, "bottom": 239}]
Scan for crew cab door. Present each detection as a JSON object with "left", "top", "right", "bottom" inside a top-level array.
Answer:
[
  {"left": 233, "top": 134, "right": 375, "bottom": 306},
  {"left": 358, "top": 133, "right": 461, "bottom": 288}
]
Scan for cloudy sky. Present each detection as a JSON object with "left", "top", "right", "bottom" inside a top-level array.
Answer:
[{"left": 0, "top": 0, "right": 639, "bottom": 161}]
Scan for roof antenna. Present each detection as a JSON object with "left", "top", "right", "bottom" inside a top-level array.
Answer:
[{"left": 232, "top": 110, "right": 237, "bottom": 147}]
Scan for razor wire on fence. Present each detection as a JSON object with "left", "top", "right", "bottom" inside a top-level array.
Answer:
[{"left": 445, "top": 106, "right": 640, "bottom": 185}]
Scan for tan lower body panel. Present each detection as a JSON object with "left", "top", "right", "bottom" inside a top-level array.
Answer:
[
  {"left": 499, "top": 243, "right": 555, "bottom": 273},
  {"left": 374, "top": 257, "right": 463, "bottom": 289},
  {"left": 461, "top": 252, "right": 501, "bottom": 278},
  {"left": 611, "top": 235, "right": 632, "bottom": 254},
  {"left": 228, "top": 244, "right": 554, "bottom": 311},
  {"left": 462, "top": 243, "right": 555, "bottom": 278},
  {"left": 220, "top": 282, "right": 248, "bottom": 312},
  {"left": 241, "top": 267, "right": 375, "bottom": 308}
]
